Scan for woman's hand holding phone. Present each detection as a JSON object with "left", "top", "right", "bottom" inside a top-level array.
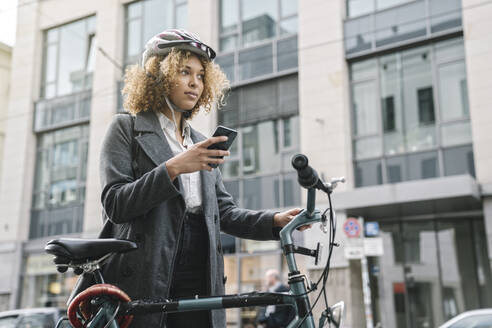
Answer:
[{"left": 165, "top": 136, "right": 230, "bottom": 180}]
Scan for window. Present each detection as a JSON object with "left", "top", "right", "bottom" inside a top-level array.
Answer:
[
  {"left": 417, "top": 87, "right": 435, "bottom": 125},
  {"left": 124, "top": 0, "right": 188, "bottom": 66},
  {"left": 344, "top": 0, "right": 463, "bottom": 56},
  {"left": 370, "top": 219, "right": 492, "bottom": 328},
  {"left": 220, "top": 117, "right": 300, "bottom": 210},
  {"left": 347, "top": 0, "right": 417, "bottom": 17},
  {"left": 217, "top": 0, "right": 298, "bottom": 83},
  {"left": 31, "top": 125, "right": 89, "bottom": 238},
  {"left": 220, "top": 0, "right": 297, "bottom": 50},
  {"left": 218, "top": 76, "right": 300, "bottom": 209},
  {"left": 350, "top": 38, "right": 474, "bottom": 187},
  {"left": 41, "top": 16, "right": 96, "bottom": 99},
  {"left": 382, "top": 96, "right": 396, "bottom": 132},
  {"left": 34, "top": 17, "right": 95, "bottom": 238},
  {"left": 118, "top": 0, "right": 187, "bottom": 112},
  {"left": 36, "top": 17, "right": 94, "bottom": 131}
]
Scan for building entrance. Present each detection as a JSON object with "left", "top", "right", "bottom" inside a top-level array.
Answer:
[{"left": 366, "top": 217, "right": 492, "bottom": 328}]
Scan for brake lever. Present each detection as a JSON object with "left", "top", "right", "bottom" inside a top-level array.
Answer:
[
  {"left": 320, "top": 208, "right": 336, "bottom": 233},
  {"left": 322, "top": 177, "right": 346, "bottom": 194},
  {"left": 320, "top": 214, "right": 328, "bottom": 233}
]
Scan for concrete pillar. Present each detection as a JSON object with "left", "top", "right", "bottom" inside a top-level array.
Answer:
[
  {"left": 188, "top": 0, "right": 218, "bottom": 136},
  {"left": 463, "top": 0, "right": 492, "bottom": 275},
  {"left": 298, "top": 0, "right": 353, "bottom": 192},
  {"left": 462, "top": 0, "right": 492, "bottom": 184}
]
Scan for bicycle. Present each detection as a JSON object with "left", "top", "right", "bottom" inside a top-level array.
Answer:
[{"left": 45, "top": 154, "right": 346, "bottom": 328}]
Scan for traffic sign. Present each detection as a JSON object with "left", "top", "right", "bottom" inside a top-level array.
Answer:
[
  {"left": 363, "top": 237, "right": 384, "bottom": 256},
  {"left": 365, "top": 222, "right": 380, "bottom": 237},
  {"left": 343, "top": 218, "right": 361, "bottom": 238}
]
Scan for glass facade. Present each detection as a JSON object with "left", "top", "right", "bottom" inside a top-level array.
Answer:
[
  {"left": 30, "top": 125, "right": 89, "bottom": 238},
  {"left": 350, "top": 38, "right": 474, "bottom": 187},
  {"left": 217, "top": 77, "right": 301, "bottom": 325},
  {"left": 31, "top": 16, "right": 96, "bottom": 239},
  {"left": 219, "top": 0, "right": 297, "bottom": 50},
  {"left": 344, "top": 0, "right": 462, "bottom": 56},
  {"left": 217, "top": 3, "right": 300, "bottom": 320},
  {"left": 21, "top": 254, "right": 77, "bottom": 309},
  {"left": 124, "top": 0, "right": 188, "bottom": 66},
  {"left": 41, "top": 16, "right": 96, "bottom": 99},
  {"left": 366, "top": 218, "right": 492, "bottom": 328},
  {"left": 218, "top": 75, "right": 301, "bottom": 210},
  {"left": 118, "top": 0, "right": 187, "bottom": 112},
  {"left": 216, "top": 0, "right": 298, "bottom": 84},
  {"left": 219, "top": 116, "right": 301, "bottom": 210}
]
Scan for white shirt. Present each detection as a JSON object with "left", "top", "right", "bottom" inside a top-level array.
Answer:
[{"left": 156, "top": 111, "right": 203, "bottom": 213}]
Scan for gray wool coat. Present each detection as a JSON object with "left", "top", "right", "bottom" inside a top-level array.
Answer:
[{"left": 97, "top": 110, "right": 280, "bottom": 327}]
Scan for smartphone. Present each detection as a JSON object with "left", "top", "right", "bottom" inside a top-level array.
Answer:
[{"left": 207, "top": 125, "right": 237, "bottom": 168}]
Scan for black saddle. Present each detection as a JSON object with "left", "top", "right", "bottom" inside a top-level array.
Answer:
[{"left": 45, "top": 238, "right": 137, "bottom": 264}]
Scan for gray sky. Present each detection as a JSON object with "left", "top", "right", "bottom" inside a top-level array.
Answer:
[{"left": 0, "top": 0, "right": 18, "bottom": 47}]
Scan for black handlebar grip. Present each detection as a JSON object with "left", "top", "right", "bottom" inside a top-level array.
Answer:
[
  {"left": 292, "top": 153, "right": 308, "bottom": 171},
  {"left": 292, "top": 154, "right": 319, "bottom": 189}
]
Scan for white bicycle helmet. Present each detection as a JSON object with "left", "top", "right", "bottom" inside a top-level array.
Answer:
[{"left": 141, "top": 28, "right": 216, "bottom": 67}]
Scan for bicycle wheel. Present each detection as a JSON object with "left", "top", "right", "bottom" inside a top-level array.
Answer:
[{"left": 67, "top": 283, "right": 133, "bottom": 328}]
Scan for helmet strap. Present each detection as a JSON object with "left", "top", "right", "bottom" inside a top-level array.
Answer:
[{"left": 164, "top": 96, "right": 192, "bottom": 135}]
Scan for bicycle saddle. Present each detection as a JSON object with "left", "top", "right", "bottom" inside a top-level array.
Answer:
[{"left": 45, "top": 238, "right": 137, "bottom": 263}]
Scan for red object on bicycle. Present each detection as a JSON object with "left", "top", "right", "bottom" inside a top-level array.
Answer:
[{"left": 67, "top": 283, "right": 133, "bottom": 328}]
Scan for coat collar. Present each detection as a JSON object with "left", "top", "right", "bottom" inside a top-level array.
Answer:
[{"left": 133, "top": 110, "right": 174, "bottom": 167}]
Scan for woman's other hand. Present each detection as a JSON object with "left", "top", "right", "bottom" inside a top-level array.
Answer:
[
  {"left": 165, "top": 136, "right": 230, "bottom": 180},
  {"left": 273, "top": 208, "right": 312, "bottom": 231}
]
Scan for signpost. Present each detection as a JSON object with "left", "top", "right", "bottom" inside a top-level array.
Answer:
[
  {"left": 343, "top": 217, "right": 383, "bottom": 328},
  {"left": 343, "top": 217, "right": 361, "bottom": 238}
]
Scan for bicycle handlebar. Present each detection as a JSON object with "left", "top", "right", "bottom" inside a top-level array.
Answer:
[{"left": 292, "top": 154, "right": 320, "bottom": 189}]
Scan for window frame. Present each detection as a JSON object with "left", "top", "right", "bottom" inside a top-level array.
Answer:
[
  {"left": 217, "top": 0, "right": 298, "bottom": 86},
  {"left": 219, "top": 0, "right": 298, "bottom": 51},
  {"left": 40, "top": 15, "right": 96, "bottom": 100},
  {"left": 220, "top": 116, "right": 301, "bottom": 210},
  {"left": 123, "top": 0, "right": 188, "bottom": 67}
]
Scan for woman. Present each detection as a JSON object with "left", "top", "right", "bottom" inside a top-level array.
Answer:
[{"left": 99, "top": 29, "right": 306, "bottom": 327}]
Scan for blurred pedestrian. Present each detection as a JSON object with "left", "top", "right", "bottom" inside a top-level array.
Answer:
[{"left": 257, "top": 269, "right": 295, "bottom": 328}]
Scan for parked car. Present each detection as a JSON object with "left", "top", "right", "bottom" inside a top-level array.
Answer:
[
  {"left": 439, "top": 309, "right": 492, "bottom": 328},
  {"left": 0, "top": 307, "right": 69, "bottom": 328}
]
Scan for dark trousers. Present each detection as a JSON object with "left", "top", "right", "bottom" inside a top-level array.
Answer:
[{"left": 167, "top": 212, "right": 211, "bottom": 328}]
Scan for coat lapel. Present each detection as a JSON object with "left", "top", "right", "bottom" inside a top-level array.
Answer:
[
  {"left": 133, "top": 110, "right": 173, "bottom": 166},
  {"left": 133, "top": 110, "right": 184, "bottom": 191}
]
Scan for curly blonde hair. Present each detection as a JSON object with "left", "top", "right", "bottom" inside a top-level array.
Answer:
[{"left": 122, "top": 48, "right": 230, "bottom": 119}]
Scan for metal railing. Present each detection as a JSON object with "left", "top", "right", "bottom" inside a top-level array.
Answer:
[{"left": 34, "top": 90, "right": 91, "bottom": 132}]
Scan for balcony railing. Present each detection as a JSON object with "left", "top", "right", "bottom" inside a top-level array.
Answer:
[
  {"left": 29, "top": 204, "right": 84, "bottom": 239},
  {"left": 215, "top": 35, "right": 298, "bottom": 86},
  {"left": 34, "top": 90, "right": 91, "bottom": 132},
  {"left": 344, "top": 0, "right": 462, "bottom": 58}
]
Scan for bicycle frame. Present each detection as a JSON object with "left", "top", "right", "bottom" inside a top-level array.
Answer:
[{"left": 71, "top": 186, "right": 327, "bottom": 328}]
